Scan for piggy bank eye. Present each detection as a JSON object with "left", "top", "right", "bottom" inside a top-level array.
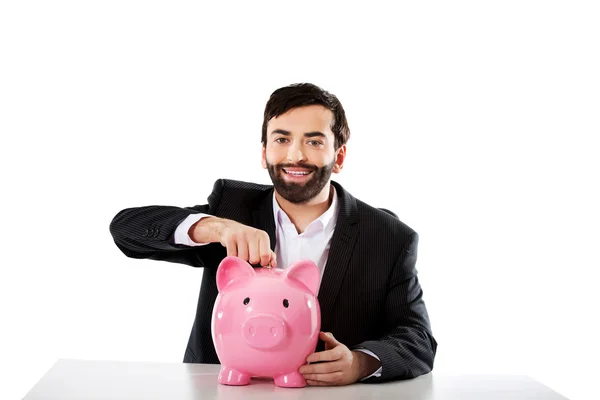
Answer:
[
  {"left": 243, "top": 297, "right": 250, "bottom": 305},
  {"left": 283, "top": 299, "right": 289, "bottom": 308}
]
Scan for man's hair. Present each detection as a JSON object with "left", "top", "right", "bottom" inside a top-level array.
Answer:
[{"left": 261, "top": 83, "right": 350, "bottom": 150}]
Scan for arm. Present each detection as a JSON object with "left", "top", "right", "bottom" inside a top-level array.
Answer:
[
  {"left": 109, "top": 203, "right": 221, "bottom": 268},
  {"left": 109, "top": 179, "right": 227, "bottom": 268},
  {"left": 351, "top": 232, "right": 438, "bottom": 382},
  {"left": 299, "top": 232, "right": 436, "bottom": 385},
  {"left": 109, "top": 179, "right": 276, "bottom": 268}
]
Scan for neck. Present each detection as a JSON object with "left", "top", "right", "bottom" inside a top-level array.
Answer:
[{"left": 275, "top": 183, "right": 333, "bottom": 234}]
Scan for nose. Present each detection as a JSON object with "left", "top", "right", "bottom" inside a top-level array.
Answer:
[
  {"left": 242, "top": 314, "right": 286, "bottom": 349},
  {"left": 286, "top": 142, "right": 306, "bottom": 163}
]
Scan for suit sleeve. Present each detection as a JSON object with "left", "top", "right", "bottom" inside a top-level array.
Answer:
[
  {"left": 108, "top": 179, "right": 226, "bottom": 268},
  {"left": 351, "top": 232, "right": 438, "bottom": 382}
]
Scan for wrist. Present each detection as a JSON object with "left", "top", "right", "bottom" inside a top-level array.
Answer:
[
  {"left": 353, "top": 350, "right": 381, "bottom": 380},
  {"left": 189, "top": 216, "right": 224, "bottom": 244}
]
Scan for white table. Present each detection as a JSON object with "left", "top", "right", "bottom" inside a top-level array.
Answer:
[{"left": 23, "top": 359, "right": 568, "bottom": 399}]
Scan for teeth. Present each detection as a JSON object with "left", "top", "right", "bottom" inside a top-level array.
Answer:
[{"left": 284, "top": 169, "right": 309, "bottom": 176}]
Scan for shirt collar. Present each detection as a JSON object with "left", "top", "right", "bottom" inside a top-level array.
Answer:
[{"left": 272, "top": 185, "right": 339, "bottom": 235}]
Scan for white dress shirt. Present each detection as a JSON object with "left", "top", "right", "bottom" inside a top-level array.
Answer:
[{"left": 173, "top": 186, "right": 382, "bottom": 379}]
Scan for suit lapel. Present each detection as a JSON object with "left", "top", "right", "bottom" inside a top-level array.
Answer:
[
  {"left": 318, "top": 181, "right": 359, "bottom": 333},
  {"left": 252, "top": 188, "right": 277, "bottom": 251}
]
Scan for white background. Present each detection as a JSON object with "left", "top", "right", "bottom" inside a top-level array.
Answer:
[{"left": 1, "top": 1, "right": 598, "bottom": 399}]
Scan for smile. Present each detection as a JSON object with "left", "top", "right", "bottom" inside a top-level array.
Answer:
[{"left": 282, "top": 169, "right": 312, "bottom": 176}]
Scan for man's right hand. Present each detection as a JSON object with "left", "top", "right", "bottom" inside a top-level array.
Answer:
[{"left": 189, "top": 217, "right": 276, "bottom": 268}]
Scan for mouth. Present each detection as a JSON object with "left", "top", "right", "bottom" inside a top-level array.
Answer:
[{"left": 281, "top": 168, "right": 313, "bottom": 180}]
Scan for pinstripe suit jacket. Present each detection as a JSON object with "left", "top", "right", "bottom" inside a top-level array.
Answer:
[{"left": 109, "top": 179, "right": 437, "bottom": 382}]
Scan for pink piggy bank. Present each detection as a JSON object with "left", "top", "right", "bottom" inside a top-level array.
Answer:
[{"left": 211, "top": 256, "right": 321, "bottom": 388}]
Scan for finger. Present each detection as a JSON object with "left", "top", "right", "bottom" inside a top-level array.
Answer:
[
  {"left": 306, "top": 347, "right": 342, "bottom": 363},
  {"left": 303, "top": 372, "right": 344, "bottom": 383},
  {"left": 299, "top": 360, "right": 343, "bottom": 375},
  {"left": 225, "top": 237, "right": 237, "bottom": 257},
  {"left": 258, "top": 233, "right": 271, "bottom": 267},
  {"left": 236, "top": 238, "right": 249, "bottom": 262},
  {"left": 269, "top": 251, "right": 277, "bottom": 268},
  {"left": 248, "top": 236, "right": 260, "bottom": 265},
  {"left": 306, "top": 379, "right": 328, "bottom": 386},
  {"left": 304, "top": 372, "right": 345, "bottom": 386},
  {"left": 319, "top": 332, "right": 341, "bottom": 349}
]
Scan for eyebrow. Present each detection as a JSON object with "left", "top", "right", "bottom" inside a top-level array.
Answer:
[{"left": 270, "top": 129, "right": 327, "bottom": 138}]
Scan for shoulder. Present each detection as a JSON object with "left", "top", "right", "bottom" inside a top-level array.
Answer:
[
  {"left": 332, "top": 180, "right": 416, "bottom": 239},
  {"left": 355, "top": 198, "right": 416, "bottom": 238},
  {"left": 212, "top": 178, "right": 273, "bottom": 194},
  {"left": 208, "top": 178, "right": 273, "bottom": 208}
]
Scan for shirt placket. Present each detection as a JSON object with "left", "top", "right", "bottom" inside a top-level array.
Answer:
[{"left": 295, "top": 233, "right": 303, "bottom": 264}]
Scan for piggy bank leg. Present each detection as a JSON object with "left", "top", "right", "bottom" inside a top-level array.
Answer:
[
  {"left": 274, "top": 371, "right": 306, "bottom": 388},
  {"left": 218, "top": 366, "right": 251, "bottom": 386}
]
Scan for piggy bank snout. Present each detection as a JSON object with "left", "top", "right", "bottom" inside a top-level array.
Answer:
[{"left": 242, "top": 314, "right": 287, "bottom": 349}]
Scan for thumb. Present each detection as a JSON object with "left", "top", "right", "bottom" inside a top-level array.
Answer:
[{"left": 320, "top": 331, "right": 339, "bottom": 349}]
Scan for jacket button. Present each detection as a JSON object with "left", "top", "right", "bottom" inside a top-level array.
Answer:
[
  {"left": 143, "top": 229, "right": 149, "bottom": 237},
  {"left": 153, "top": 229, "right": 160, "bottom": 238}
]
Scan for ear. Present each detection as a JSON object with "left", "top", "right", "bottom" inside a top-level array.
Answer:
[
  {"left": 283, "top": 259, "right": 320, "bottom": 295},
  {"left": 216, "top": 256, "right": 256, "bottom": 292},
  {"left": 332, "top": 144, "right": 346, "bottom": 174},
  {"left": 261, "top": 145, "right": 267, "bottom": 169}
]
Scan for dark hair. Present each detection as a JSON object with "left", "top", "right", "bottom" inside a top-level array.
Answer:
[{"left": 261, "top": 83, "right": 350, "bottom": 150}]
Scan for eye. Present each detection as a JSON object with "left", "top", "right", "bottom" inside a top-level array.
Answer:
[
  {"left": 307, "top": 140, "right": 323, "bottom": 146},
  {"left": 283, "top": 299, "right": 289, "bottom": 308},
  {"left": 275, "top": 137, "right": 289, "bottom": 144},
  {"left": 243, "top": 297, "right": 250, "bottom": 305}
]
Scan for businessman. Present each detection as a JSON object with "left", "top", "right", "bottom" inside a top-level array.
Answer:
[{"left": 109, "top": 83, "right": 437, "bottom": 385}]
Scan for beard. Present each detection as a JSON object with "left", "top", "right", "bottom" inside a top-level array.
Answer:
[{"left": 266, "top": 159, "right": 335, "bottom": 204}]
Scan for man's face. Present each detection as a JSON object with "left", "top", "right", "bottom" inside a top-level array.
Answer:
[{"left": 262, "top": 105, "right": 346, "bottom": 204}]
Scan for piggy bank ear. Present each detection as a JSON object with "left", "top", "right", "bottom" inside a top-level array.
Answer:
[
  {"left": 283, "top": 259, "right": 320, "bottom": 295},
  {"left": 216, "top": 256, "right": 255, "bottom": 292}
]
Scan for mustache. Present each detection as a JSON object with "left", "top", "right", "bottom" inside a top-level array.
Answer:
[{"left": 275, "top": 162, "right": 318, "bottom": 171}]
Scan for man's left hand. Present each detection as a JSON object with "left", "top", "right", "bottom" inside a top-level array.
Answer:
[{"left": 298, "top": 331, "right": 380, "bottom": 386}]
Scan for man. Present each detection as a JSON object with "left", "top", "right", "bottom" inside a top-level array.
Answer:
[{"left": 109, "top": 83, "right": 437, "bottom": 385}]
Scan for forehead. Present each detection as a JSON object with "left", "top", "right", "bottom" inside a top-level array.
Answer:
[{"left": 267, "top": 105, "right": 334, "bottom": 136}]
